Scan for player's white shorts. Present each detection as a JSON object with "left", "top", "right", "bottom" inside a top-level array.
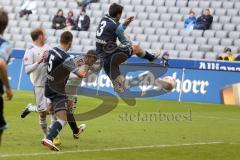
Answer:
[{"left": 34, "top": 86, "right": 48, "bottom": 112}]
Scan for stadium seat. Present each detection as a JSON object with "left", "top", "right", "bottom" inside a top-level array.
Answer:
[
  {"left": 153, "top": 0, "right": 165, "bottom": 6},
  {"left": 175, "top": 22, "right": 184, "bottom": 29},
  {"left": 204, "top": 52, "right": 217, "bottom": 60},
  {"left": 187, "top": 44, "right": 199, "bottom": 52},
  {"left": 219, "top": 16, "right": 231, "bottom": 24},
  {"left": 195, "top": 37, "right": 208, "bottom": 45},
  {"left": 215, "top": 31, "right": 228, "bottom": 38},
  {"left": 145, "top": 6, "right": 157, "bottom": 14},
  {"left": 178, "top": 51, "right": 192, "bottom": 59},
  {"left": 160, "top": 13, "right": 172, "bottom": 21},
  {"left": 229, "top": 31, "right": 240, "bottom": 40},
  {"left": 183, "top": 36, "right": 195, "bottom": 44},
  {"left": 45, "top": 1, "right": 56, "bottom": 8},
  {"left": 231, "top": 17, "right": 240, "bottom": 24},
  {"left": 215, "top": 8, "right": 227, "bottom": 16},
  {"left": 160, "top": 35, "right": 171, "bottom": 43},
  {"left": 211, "top": 1, "right": 222, "bottom": 8},
  {"left": 148, "top": 13, "right": 160, "bottom": 21},
  {"left": 151, "top": 42, "right": 163, "bottom": 50},
  {"left": 234, "top": 2, "right": 240, "bottom": 9},
  {"left": 223, "top": 24, "right": 236, "bottom": 31},
  {"left": 191, "top": 51, "right": 205, "bottom": 59},
  {"left": 167, "top": 50, "right": 179, "bottom": 58},
  {"left": 227, "top": 9, "right": 239, "bottom": 16},
  {"left": 147, "top": 35, "right": 159, "bottom": 42},
  {"left": 157, "top": 6, "right": 168, "bottom": 14},
  {"left": 191, "top": 30, "right": 203, "bottom": 37},
  {"left": 211, "top": 23, "right": 223, "bottom": 30},
  {"left": 208, "top": 38, "right": 220, "bottom": 45},
  {"left": 144, "top": 28, "right": 155, "bottom": 35},
  {"left": 167, "top": 29, "right": 179, "bottom": 36},
  {"left": 199, "top": 1, "right": 210, "bottom": 8},
  {"left": 134, "top": 5, "right": 145, "bottom": 13},
  {"left": 179, "top": 7, "right": 191, "bottom": 15},
  {"left": 171, "top": 36, "right": 183, "bottom": 43},
  {"left": 176, "top": 0, "right": 188, "bottom": 7},
  {"left": 152, "top": 21, "right": 163, "bottom": 28},
  {"left": 203, "top": 30, "right": 216, "bottom": 38},
  {"left": 171, "top": 14, "right": 183, "bottom": 22},
  {"left": 15, "top": 41, "right": 26, "bottom": 48},
  {"left": 140, "top": 20, "right": 152, "bottom": 27},
  {"left": 142, "top": 0, "right": 153, "bottom": 6},
  {"left": 124, "top": 5, "right": 134, "bottom": 12},
  {"left": 200, "top": 45, "right": 213, "bottom": 52},
  {"left": 168, "top": 7, "right": 179, "bottom": 14},
  {"left": 163, "top": 43, "right": 175, "bottom": 50},
  {"left": 223, "top": 1, "right": 234, "bottom": 9},
  {"left": 175, "top": 44, "right": 187, "bottom": 51},
  {"left": 80, "top": 39, "right": 93, "bottom": 46},
  {"left": 156, "top": 28, "right": 167, "bottom": 36},
  {"left": 188, "top": 1, "right": 199, "bottom": 8},
  {"left": 131, "top": 0, "right": 142, "bottom": 5},
  {"left": 135, "top": 34, "right": 147, "bottom": 42},
  {"left": 213, "top": 45, "right": 225, "bottom": 53},
  {"left": 220, "top": 38, "right": 233, "bottom": 46},
  {"left": 163, "top": 21, "right": 175, "bottom": 28}
]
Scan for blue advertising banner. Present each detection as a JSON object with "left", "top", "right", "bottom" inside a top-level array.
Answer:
[{"left": 8, "top": 49, "right": 240, "bottom": 104}]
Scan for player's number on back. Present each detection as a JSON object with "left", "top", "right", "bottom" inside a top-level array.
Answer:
[
  {"left": 47, "top": 55, "right": 55, "bottom": 72},
  {"left": 96, "top": 21, "right": 107, "bottom": 37}
]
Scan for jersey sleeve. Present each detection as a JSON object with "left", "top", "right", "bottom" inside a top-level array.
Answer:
[
  {"left": 116, "top": 23, "right": 132, "bottom": 46},
  {"left": 0, "top": 41, "right": 12, "bottom": 63},
  {"left": 23, "top": 47, "right": 34, "bottom": 65},
  {"left": 62, "top": 57, "right": 79, "bottom": 73}
]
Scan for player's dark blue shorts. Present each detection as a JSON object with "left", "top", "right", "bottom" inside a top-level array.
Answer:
[
  {"left": 98, "top": 45, "right": 133, "bottom": 81},
  {"left": 48, "top": 94, "right": 68, "bottom": 113}
]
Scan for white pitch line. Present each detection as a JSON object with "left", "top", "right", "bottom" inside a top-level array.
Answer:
[{"left": 0, "top": 142, "right": 224, "bottom": 158}]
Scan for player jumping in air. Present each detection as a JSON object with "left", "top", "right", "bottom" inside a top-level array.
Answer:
[
  {"left": 42, "top": 31, "right": 97, "bottom": 151},
  {"left": 0, "top": 9, "right": 13, "bottom": 145},
  {"left": 96, "top": 3, "right": 165, "bottom": 93}
]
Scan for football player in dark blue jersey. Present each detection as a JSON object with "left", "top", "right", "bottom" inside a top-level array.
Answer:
[
  {"left": 0, "top": 9, "right": 13, "bottom": 145},
  {"left": 42, "top": 31, "right": 97, "bottom": 151},
  {"left": 96, "top": 3, "right": 163, "bottom": 93}
]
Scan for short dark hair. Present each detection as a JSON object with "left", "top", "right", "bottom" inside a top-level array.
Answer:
[
  {"left": 60, "top": 31, "right": 73, "bottom": 44},
  {"left": 30, "top": 28, "right": 44, "bottom": 41},
  {"left": 0, "top": 9, "right": 8, "bottom": 34},
  {"left": 109, "top": 3, "right": 123, "bottom": 18}
]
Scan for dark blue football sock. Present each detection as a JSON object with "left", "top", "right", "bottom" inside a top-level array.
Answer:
[
  {"left": 47, "top": 121, "right": 62, "bottom": 141},
  {"left": 142, "top": 51, "right": 155, "bottom": 62}
]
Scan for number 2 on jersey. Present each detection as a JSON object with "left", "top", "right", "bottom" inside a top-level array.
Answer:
[
  {"left": 96, "top": 21, "right": 107, "bottom": 37},
  {"left": 47, "top": 54, "right": 55, "bottom": 72}
]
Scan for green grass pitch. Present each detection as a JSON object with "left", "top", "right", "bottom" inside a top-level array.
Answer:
[{"left": 0, "top": 90, "right": 240, "bottom": 160}]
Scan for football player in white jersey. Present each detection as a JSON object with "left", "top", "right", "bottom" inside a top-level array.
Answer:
[{"left": 21, "top": 29, "right": 55, "bottom": 140}]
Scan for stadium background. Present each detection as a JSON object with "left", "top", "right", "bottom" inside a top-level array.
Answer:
[
  {"left": 1, "top": 0, "right": 240, "bottom": 159},
  {"left": 2, "top": 0, "right": 240, "bottom": 104}
]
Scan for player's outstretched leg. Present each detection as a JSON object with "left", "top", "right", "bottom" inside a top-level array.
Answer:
[
  {"left": 131, "top": 45, "right": 160, "bottom": 62},
  {"left": 20, "top": 103, "right": 37, "bottom": 118},
  {"left": 39, "top": 111, "right": 48, "bottom": 138}
]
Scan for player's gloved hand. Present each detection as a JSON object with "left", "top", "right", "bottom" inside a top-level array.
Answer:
[
  {"left": 5, "top": 87, "right": 13, "bottom": 101},
  {"left": 123, "top": 16, "right": 134, "bottom": 26}
]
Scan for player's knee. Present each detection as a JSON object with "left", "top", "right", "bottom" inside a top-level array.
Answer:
[
  {"left": 131, "top": 45, "right": 142, "bottom": 55},
  {"left": 56, "top": 119, "right": 66, "bottom": 127}
]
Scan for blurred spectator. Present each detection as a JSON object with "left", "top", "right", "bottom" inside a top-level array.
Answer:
[
  {"left": 52, "top": 9, "right": 66, "bottom": 30},
  {"left": 19, "top": 0, "right": 37, "bottom": 18},
  {"left": 72, "top": 8, "right": 90, "bottom": 31},
  {"left": 217, "top": 48, "right": 235, "bottom": 61},
  {"left": 184, "top": 10, "right": 196, "bottom": 31},
  {"left": 76, "top": 0, "right": 100, "bottom": 9},
  {"left": 66, "top": 10, "right": 75, "bottom": 30},
  {"left": 194, "top": 9, "right": 213, "bottom": 30}
]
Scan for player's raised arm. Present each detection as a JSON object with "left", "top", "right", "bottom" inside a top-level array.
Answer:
[{"left": 116, "top": 16, "right": 134, "bottom": 46}]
